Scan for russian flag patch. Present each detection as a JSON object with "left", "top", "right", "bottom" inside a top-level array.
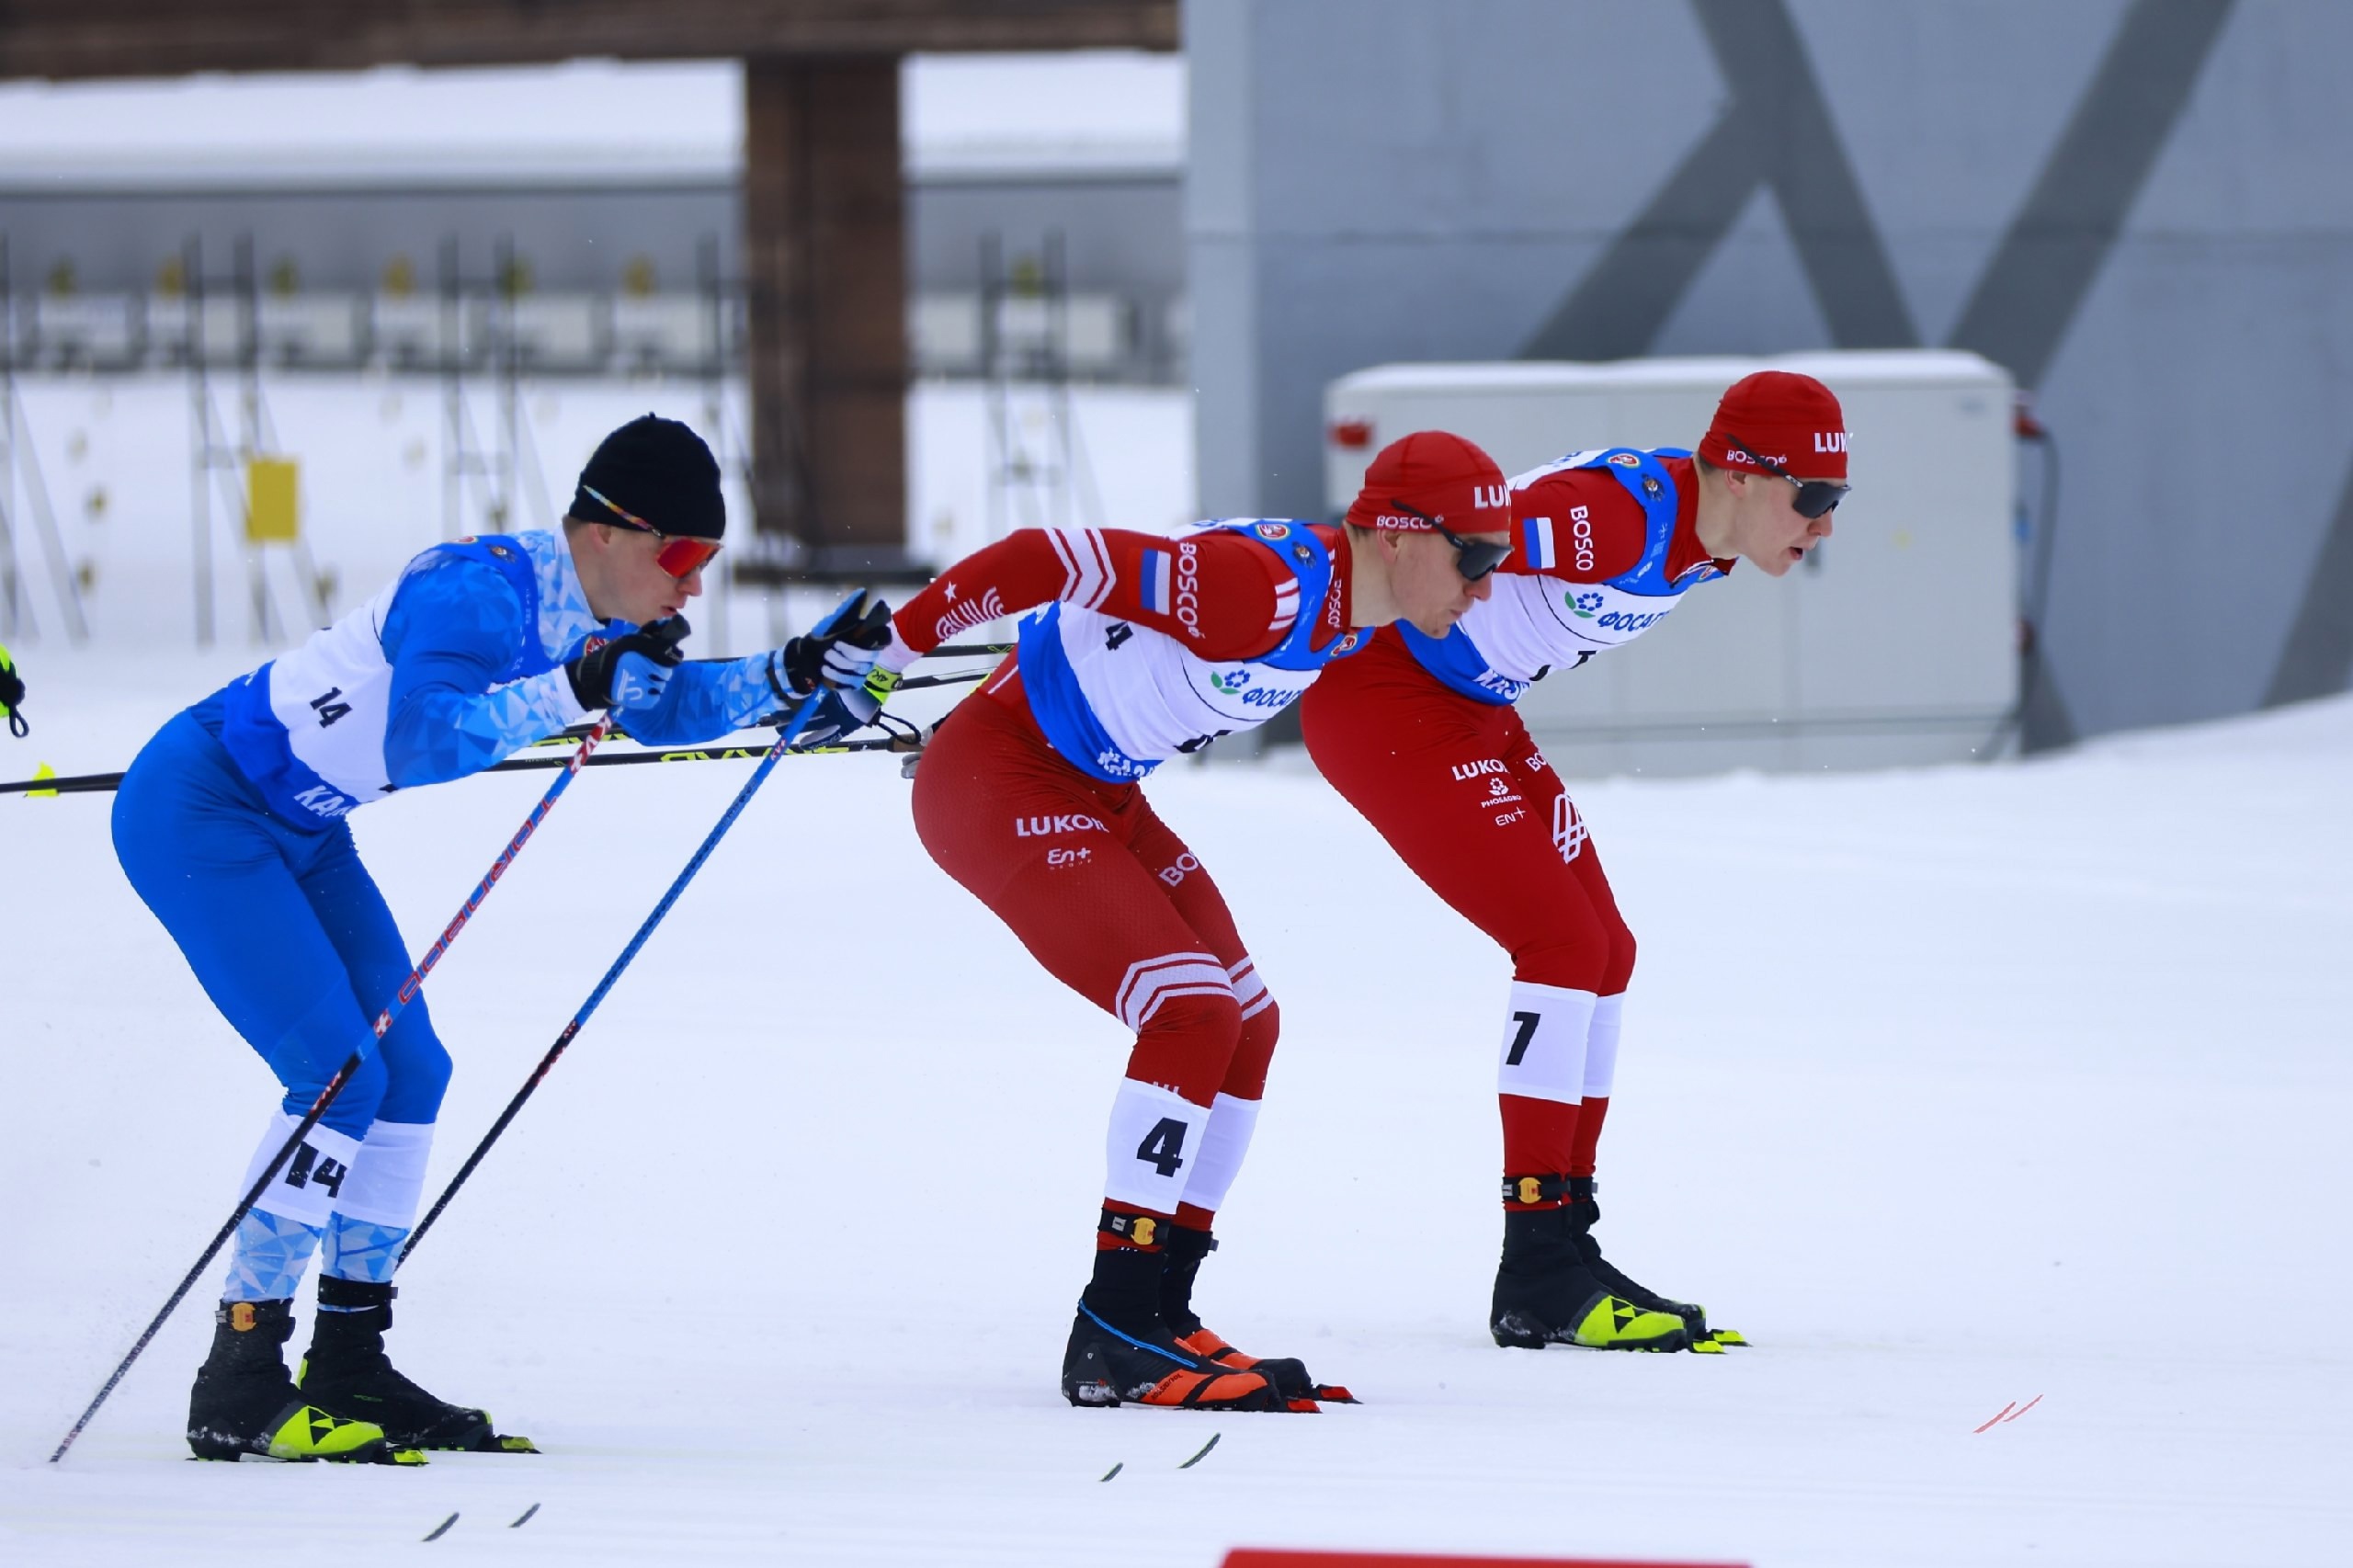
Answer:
[
  {"left": 1141, "top": 548, "right": 1173, "bottom": 612},
  {"left": 1523, "top": 517, "right": 1557, "bottom": 570}
]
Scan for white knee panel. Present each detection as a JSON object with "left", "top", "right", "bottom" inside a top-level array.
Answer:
[
  {"left": 243, "top": 1113, "right": 363, "bottom": 1230},
  {"left": 1103, "top": 1077, "right": 1213, "bottom": 1212},
  {"left": 1176, "top": 1093, "right": 1261, "bottom": 1216},
  {"left": 1495, "top": 981, "right": 1598, "bottom": 1106},
  {"left": 1584, "top": 993, "right": 1625, "bottom": 1099},
  {"left": 335, "top": 1119, "right": 437, "bottom": 1229}
]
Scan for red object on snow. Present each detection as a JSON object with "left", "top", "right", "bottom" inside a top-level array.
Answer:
[{"left": 1223, "top": 1544, "right": 1741, "bottom": 1553}]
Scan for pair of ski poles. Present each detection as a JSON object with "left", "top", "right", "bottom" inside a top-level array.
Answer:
[{"left": 46, "top": 636, "right": 1010, "bottom": 1462}]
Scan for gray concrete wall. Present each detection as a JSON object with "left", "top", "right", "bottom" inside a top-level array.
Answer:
[{"left": 1188, "top": 0, "right": 2353, "bottom": 744}]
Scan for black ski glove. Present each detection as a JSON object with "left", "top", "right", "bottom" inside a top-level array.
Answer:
[
  {"left": 771, "top": 593, "right": 895, "bottom": 700},
  {"left": 764, "top": 594, "right": 896, "bottom": 744},
  {"left": 566, "top": 617, "right": 692, "bottom": 712},
  {"left": 0, "top": 643, "right": 25, "bottom": 738}
]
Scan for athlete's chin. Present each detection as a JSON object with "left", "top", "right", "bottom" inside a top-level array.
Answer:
[{"left": 1408, "top": 610, "right": 1461, "bottom": 638}]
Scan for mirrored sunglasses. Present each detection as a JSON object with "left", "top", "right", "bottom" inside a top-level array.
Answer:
[
  {"left": 1725, "top": 439, "right": 1848, "bottom": 519},
  {"left": 581, "top": 483, "right": 725, "bottom": 578},
  {"left": 1388, "top": 499, "right": 1510, "bottom": 581}
]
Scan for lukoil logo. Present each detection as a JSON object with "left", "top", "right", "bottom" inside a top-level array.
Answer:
[
  {"left": 1473, "top": 483, "right": 1507, "bottom": 510},
  {"left": 1815, "top": 431, "right": 1848, "bottom": 454},
  {"left": 1451, "top": 758, "right": 1506, "bottom": 781},
  {"left": 1016, "top": 813, "right": 1108, "bottom": 837}
]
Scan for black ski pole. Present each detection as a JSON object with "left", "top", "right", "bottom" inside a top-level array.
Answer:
[
  {"left": 48, "top": 716, "right": 616, "bottom": 1464},
  {"left": 397, "top": 682, "right": 834, "bottom": 1267}
]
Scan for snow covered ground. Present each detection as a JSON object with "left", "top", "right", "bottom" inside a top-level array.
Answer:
[{"left": 2, "top": 642, "right": 2347, "bottom": 1566}]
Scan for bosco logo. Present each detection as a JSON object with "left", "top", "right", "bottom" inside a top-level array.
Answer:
[{"left": 1173, "top": 540, "right": 1203, "bottom": 640}]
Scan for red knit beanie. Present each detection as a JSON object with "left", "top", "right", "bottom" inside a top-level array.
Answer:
[
  {"left": 1342, "top": 431, "right": 1510, "bottom": 534},
  {"left": 1698, "top": 371, "right": 1848, "bottom": 480}
]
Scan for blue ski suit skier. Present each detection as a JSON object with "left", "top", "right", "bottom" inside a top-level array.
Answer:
[{"left": 111, "top": 415, "right": 892, "bottom": 1464}]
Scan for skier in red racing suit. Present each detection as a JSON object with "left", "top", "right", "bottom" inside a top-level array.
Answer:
[
  {"left": 1301, "top": 372, "right": 1850, "bottom": 1356},
  {"left": 858, "top": 432, "right": 1510, "bottom": 1411}
]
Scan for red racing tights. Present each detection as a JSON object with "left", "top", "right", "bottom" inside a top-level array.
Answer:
[
  {"left": 912, "top": 675, "right": 1279, "bottom": 1245},
  {"left": 1301, "top": 633, "right": 1631, "bottom": 1208}
]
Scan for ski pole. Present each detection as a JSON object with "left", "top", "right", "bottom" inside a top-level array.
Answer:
[
  {"left": 398, "top": 679, "right": 834, "bottom": 1268},
  {"left": 48, "top": 717, "right": 615, "bottom": 1464},
  {"left": 5, "top": 671, "right": 983, "bottom": 797}
]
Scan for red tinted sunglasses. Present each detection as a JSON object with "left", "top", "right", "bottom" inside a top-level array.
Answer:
[{"left": 581, "top": 484, "right": 724, "bottom": 578}]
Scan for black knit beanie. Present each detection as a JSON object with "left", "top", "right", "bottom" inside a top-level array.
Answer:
[{"left": 570, "top": 415, "right": 725, "bottom": 540}]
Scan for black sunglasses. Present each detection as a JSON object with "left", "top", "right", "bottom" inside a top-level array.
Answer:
[
  {"left": 1725, "top": 438, "right": 1849, "bottom": 519},
  {"left": 1387, "top": 499, "right": 1510, "bottom": 582}
]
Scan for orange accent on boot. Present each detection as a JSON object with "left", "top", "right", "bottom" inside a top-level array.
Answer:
[
  {"left": 1175, "top": 1327, "right": 1254, "bottom": 1369},
  {"left": 1140, "top": 1367, "right": 1279, "bottom": 1410},
  {"left": 1174, "top": 1202, "right": 1218, "bottom": 1231}
]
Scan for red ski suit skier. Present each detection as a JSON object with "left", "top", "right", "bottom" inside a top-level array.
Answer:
[
  {"left": 874, "top": 429, "right": 1511, "bottom": 1407},
  {"left": 888, "top": 524, "right": 1344, "bottom": 1225},
  {"left": 1299, "top": 371, "right": 1846, "bottom": 1355},
  {"left": 1302, "top": 457, "right": 1728, "bottom": 1196}
]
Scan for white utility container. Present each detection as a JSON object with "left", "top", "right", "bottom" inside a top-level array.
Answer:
[{"left": 1324, "top": 351, "right": 2018, "bottom": 776}]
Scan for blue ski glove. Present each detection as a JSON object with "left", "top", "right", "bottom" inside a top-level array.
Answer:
[
  {"left": 0, "top": 643, "right": 24, "bottom": 737},
  {"left": 567, "top": 617, "right": 691, "bottom": 713},
  {"left": 766, "top": 594, "right": 895, "bottom": 744}
]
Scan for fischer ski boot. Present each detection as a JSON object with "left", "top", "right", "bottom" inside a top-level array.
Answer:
[
  {"left": 1490, "top": 1191, "right": 1689, "bottom": 1353},
  {"left": 1565, "top": 1176, "right": 1745, "bottom": 1350},
  {"left": 188, "top": 1299, "right": 413, "bottom": 1463},
  {"left": 298, "top": 1278, "right": 537, "bottom": 1452},
  {"left": 1160, "top": 1225, "right": 1357, "bottom": 1403}
]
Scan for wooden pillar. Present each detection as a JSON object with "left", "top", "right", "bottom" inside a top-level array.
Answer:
[{"left": 743, "top": 56, "right": 911, "bottom": 574}]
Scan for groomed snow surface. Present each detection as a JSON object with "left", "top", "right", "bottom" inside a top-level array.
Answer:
[{"left": 3, "top": 650, "right": 2348, "bottom": 1567}]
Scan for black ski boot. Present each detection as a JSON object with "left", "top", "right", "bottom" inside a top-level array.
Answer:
[
  {"left": 1062, "top": 1234, "right": 1289, "bottom": 1412},
  {"left": 1491, "top": 1183, "right": 1688, "bottom": 1352},
  {"left": 188, "top": 1298, "right": 405, "bottom": 1462},
  {"left": 298, "top": 1278, "right": 533, "bottom": 1451},
  {"left": 1159, "top": 1224, "right": 1356, "bottom": 1403}
]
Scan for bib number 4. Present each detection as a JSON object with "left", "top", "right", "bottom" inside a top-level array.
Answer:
[{"left": 1135, "top": 1117, "right": 1188, "bottom": 1178}]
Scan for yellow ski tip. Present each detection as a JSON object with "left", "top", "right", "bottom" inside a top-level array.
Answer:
[{"left": 29, "top": 763, "right": 56, "bottom": 798}]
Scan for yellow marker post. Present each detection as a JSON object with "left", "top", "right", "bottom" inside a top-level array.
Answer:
[{"left": 245, "top": 457, "right": 301, "bottom": 542}]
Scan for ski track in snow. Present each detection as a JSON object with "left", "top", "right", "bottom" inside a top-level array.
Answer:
[{"left": 3, "top": 652, "right": 2349, "bottom": 1566}]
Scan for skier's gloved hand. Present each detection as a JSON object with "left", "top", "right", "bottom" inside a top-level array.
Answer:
[
  {"left": 0, "top": 642, "right": 25, "bottom": 738},
  {"left": 766, "top": 593, "right": 895, "bottom": 740},
  {"left": 566, "top": 617, "right": 691, "bottom": 713}
]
